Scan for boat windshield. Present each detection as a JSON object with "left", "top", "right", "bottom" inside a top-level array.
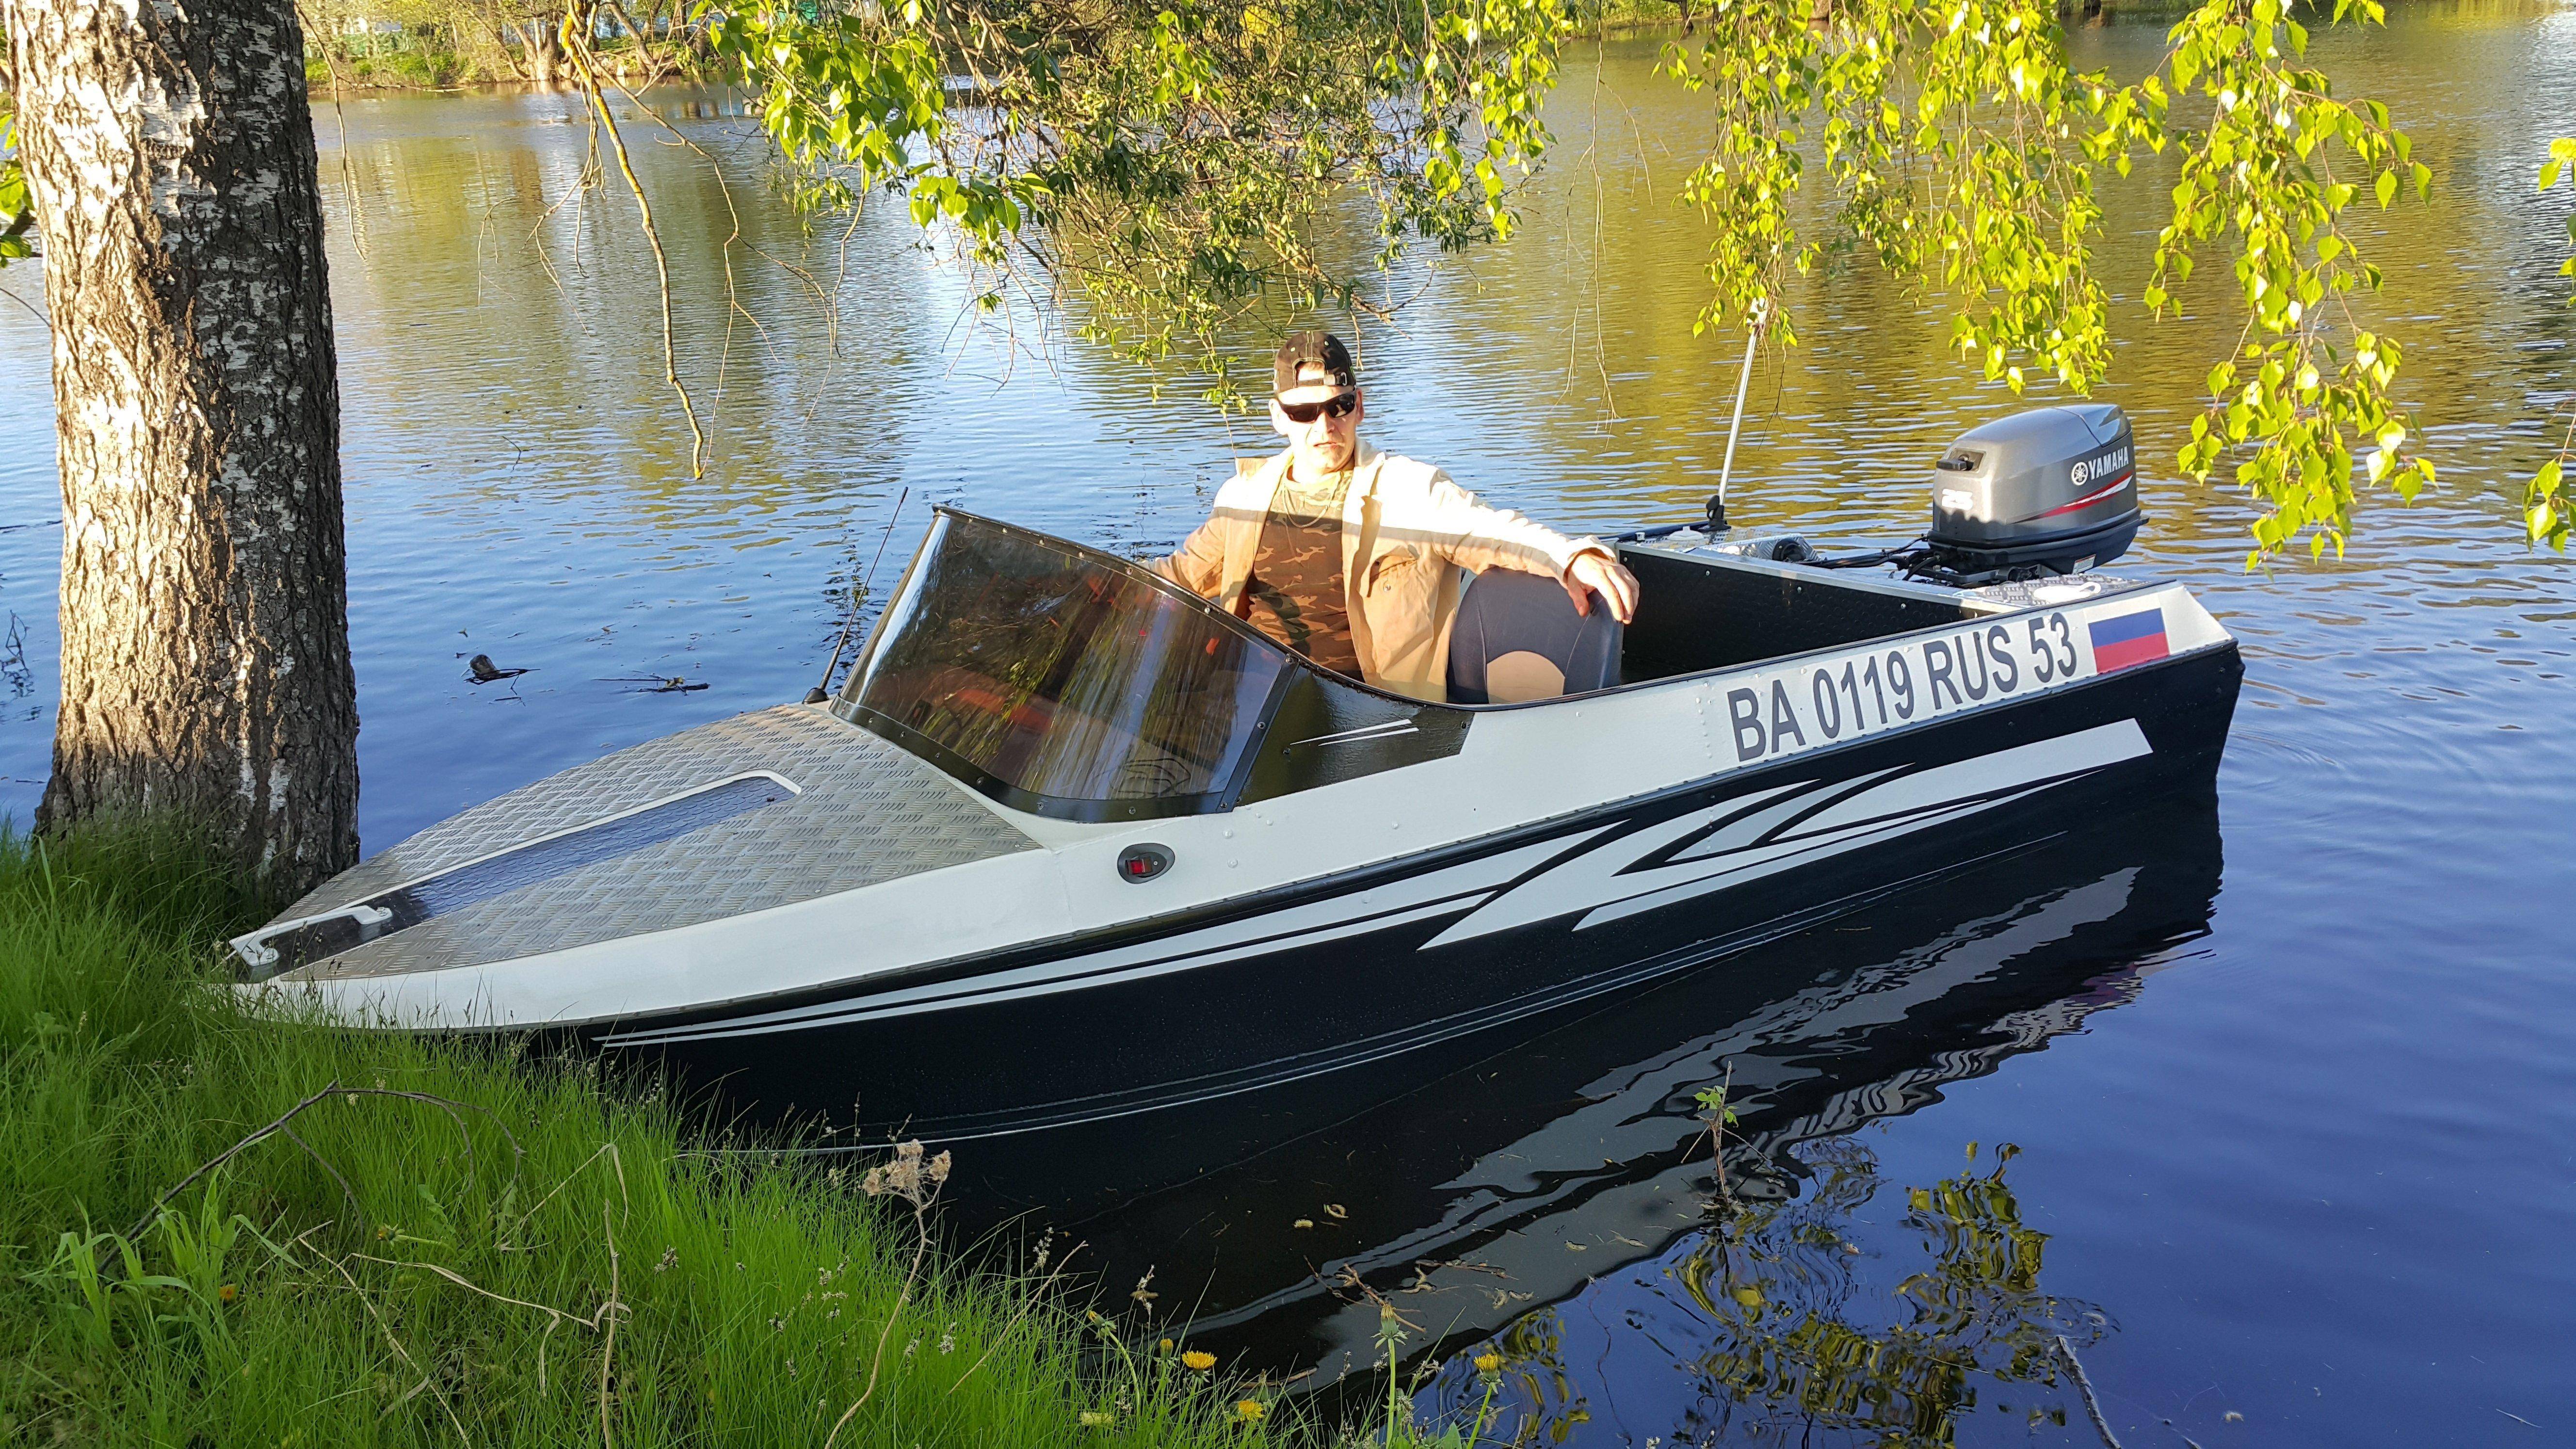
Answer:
[{"left": 833, "top": 510, "right": 1291, "bottom": 820}]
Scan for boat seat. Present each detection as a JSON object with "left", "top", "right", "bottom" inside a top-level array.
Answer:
[{"left": 1447, "top": 565, "right": 1625, "bottom": 704}]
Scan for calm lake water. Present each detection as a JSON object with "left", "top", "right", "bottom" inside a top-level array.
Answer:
[{"left": 3, "top": 7, "right": 2573, "bottom": 1443}]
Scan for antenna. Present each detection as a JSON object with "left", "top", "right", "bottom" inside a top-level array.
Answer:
[
  {"left": 804, "top": 486, "right": 909, "bottom": 706},
  {"left": 1710, "top": 297, "right": 1770, "bottom": 531}
]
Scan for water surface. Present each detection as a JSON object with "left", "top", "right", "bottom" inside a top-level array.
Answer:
[{"left": 1, "top": 9, "right": 2571, "bottom": 1444}]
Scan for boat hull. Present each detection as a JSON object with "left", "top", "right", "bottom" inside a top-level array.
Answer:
[{"left": 590, "top": 642, "right": 2241, "bottom": 1139}]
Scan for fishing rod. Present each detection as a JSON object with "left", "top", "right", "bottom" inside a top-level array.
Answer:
[{"left": 804, "top": 485, "right": 909, "bottom": 705}]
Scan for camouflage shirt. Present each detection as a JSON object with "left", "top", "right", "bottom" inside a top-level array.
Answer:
[{"left": 1242, "top": 469, "right": 1360, "bottom": 674}]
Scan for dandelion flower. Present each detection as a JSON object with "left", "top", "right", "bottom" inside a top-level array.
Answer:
[
  {"left": 1182, "top": 1350, "right": 1218, "bottom": 1371},
  {"left": 1473, "top": 1352, "right": 1502, "bottom": 1375},
  {"left": 1160, "top": 1337, "right": 1175, "bottom": 1353},
  {"left": 217, "top": 1284, "right": 239, "bottom": 1304},
  {"left": 1235, "top": 1400, "right": 1268, "bottom": 1423}
]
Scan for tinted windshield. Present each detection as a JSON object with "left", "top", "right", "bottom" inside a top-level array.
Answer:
[{"left": 834, "top": 511, "right": 1290, "bottom": 821}]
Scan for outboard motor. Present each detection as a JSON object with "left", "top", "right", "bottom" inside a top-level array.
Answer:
[{"left": 1923, "top": 404, "right": 2141, "bottom": 583}]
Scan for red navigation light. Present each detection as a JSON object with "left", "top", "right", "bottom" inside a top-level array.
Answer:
[{"left": 1115, "top": 843, "right": 1175, "bottom": 883}]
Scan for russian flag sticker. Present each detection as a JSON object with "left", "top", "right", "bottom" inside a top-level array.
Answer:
[{"left": 2088, "top": 608, "right": 2170, "bottom": 673}]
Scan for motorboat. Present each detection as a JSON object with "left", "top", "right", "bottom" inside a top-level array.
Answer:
[{"left": 234, "top": 403, "right": 2241, "bottom": 1141}]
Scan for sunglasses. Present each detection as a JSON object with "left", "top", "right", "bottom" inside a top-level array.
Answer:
[{"left": 1276, "top": 391, "right": 1358, "bottom": 424}]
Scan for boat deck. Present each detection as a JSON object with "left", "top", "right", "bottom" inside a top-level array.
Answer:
[{"left": 256, "top": 706, "right": 1038, "bottom": 981}]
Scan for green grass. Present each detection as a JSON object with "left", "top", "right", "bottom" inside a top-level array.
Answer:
[{"left": 0, "top": 825, "right": 1292, "bottom": 1446}]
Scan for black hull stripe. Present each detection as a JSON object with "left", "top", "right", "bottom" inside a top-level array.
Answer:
[
  {"left": 608, "top": 890, "right": 1494, "bottom": 1045},
  {"left": 1578, "top": 780, "right": 2067, "bottom": 931},
  {"left": 830, "top": 835, "right": 2059, "bottom": 1142},
  {"left": 602, "top": 829, "right": 1619, "bottom": 1045}
]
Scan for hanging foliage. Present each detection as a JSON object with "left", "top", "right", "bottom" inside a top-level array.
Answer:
[
  {"left": 693, "top": 0, "right": 2555, "bottom": 560},
  {"left": 2528, "top": 137, "right": 2576, "bottom": 552},
  {"left": 1, "top": 94, "right": 35, "bottom": 265},
  {"left": 1659, "top": 0, "right": 2448, "bottom": 564},
  {"left": 704, "top": 0, "right": 1571, "bottom": 400}
]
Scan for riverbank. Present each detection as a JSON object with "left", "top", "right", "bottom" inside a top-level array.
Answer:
[
  {"left": 306, "top": 35, "right": 717, "bottom": 93},
  {"left": 0, "top": 826, "right": 1296, "bottom": 1446}
]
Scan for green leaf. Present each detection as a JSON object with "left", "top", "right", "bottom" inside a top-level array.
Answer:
[{"left": 2374, "top": 170, "right": 2397, "bottom": 209}]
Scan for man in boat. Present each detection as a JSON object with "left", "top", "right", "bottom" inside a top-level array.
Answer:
[{"left": 1151, "top": 331, "right": 1639, "bottom": 703}]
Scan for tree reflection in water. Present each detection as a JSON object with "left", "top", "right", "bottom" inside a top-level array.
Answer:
[{"left": 1424, "top": 1140, "right": 2107, "bottom": 1447}]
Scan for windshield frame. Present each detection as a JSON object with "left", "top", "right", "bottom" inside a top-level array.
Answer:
[{"left": 835, "top": 508, "right": 1421, "bottom": 821}]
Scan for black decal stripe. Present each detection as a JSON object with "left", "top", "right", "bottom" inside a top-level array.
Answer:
[
  {"left": 819, "top": 834, "right": 2060, "bottom": 1142},
  {"left": 603, "top": 884, "right": 1503, "bottom": 1045}
]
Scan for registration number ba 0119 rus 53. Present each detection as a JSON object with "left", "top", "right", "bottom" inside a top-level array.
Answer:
[{"left": 1720, "top": 612, "right": 2089, "bottom": 765}]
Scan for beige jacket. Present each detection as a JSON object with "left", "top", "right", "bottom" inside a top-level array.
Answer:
[{"left": 1150, "top": 444, "right": 1608, "bottom": 702}]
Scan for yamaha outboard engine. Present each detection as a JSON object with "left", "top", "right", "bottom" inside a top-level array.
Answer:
[{"left": 1923, "top": 404, "right": 2141, "bottom": 583}]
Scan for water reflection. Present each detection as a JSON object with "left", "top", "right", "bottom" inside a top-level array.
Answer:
[
  {"left": 658, "top": 97, "right": 756, "bottom": 120},
  {"left": 1430, "top": 1141, "right": 2103, "bottom": 1447},
  {"left": 961, "top": 790, "right": 2220, "bottom": 1428}
]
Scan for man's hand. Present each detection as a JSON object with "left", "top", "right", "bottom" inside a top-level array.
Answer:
[{"left": 1562, "top": 550, "right": 1640, "bottom": 624}]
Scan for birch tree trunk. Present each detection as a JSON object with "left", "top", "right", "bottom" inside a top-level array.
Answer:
[{"left": 3, "top": 0, "right": 359, "bottom": 894}]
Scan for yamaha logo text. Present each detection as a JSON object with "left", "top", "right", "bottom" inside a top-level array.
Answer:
[{"left": 2070, "top": 444, "right": 2132, "bottom": 489}]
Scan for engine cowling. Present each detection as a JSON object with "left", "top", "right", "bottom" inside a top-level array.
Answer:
[{"left": 1925, "top": 404, "right": 2142, "bottom": 581}]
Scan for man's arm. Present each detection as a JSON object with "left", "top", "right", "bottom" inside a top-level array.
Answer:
[
  {"left": 1412, "top": 469, "right": 1639, "bottom": 622},
  {"left": 1147, "top": 510, "right": 1231, "bottom": 596}
]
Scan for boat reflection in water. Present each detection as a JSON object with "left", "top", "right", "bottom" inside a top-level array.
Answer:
[{"left": 966, "top": 789, "right": 2222, "bottom": 1437}]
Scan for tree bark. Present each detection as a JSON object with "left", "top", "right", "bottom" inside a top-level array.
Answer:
[{"left": 3, "top": 0, "right": 359, "bottom": 894}]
